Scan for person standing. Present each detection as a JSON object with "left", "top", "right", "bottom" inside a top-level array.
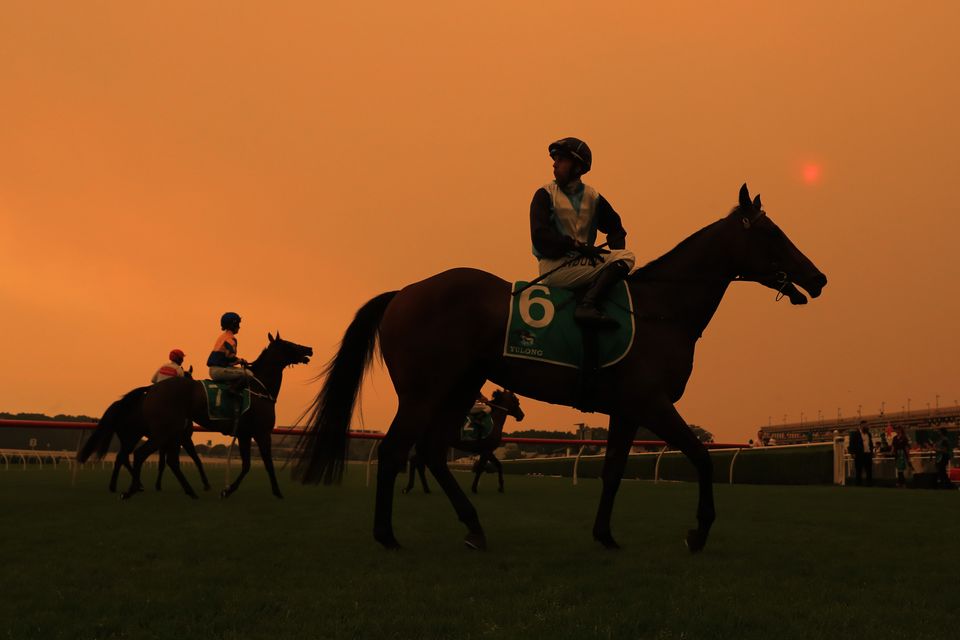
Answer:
[
  {"left": 891, "top": 425, "right": 911, "bottom": 488},
  {"left": 934, "top": 428, "right": 954, "bottom": 489}
]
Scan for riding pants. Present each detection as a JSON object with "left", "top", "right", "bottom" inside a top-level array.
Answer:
[{"left": 537, "top": 249, "right": 636, "bottom": 288}]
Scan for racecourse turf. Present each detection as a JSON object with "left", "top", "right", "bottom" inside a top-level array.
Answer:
[{"left": 2, "top": 465, "right": 958, "bottom": 640}]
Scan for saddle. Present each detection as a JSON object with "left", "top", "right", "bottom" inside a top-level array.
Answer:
[{"left": 201, "top": 380, "right": 252, "bottom": 422}]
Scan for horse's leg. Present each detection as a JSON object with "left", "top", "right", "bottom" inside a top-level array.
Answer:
[
  {"left": 252, "top": 430, "right": 283, "bottom": 499},
  {"left": 470, "top": 455, "right": 482, "bottom": 494},
  {"left": 417, "top": 456, "right": 430, "bottom": 494},
  {"left": 164, "top": 443, "right": 199, "bottom": 499},
  {"left": 110, "top": 446, "right": 131, "bottom": 493},
  {"left": 493, "top": 455, "right": 504, "bottom": 493},
  {"left": 401, "top": 452, "right": 417, "bottom": 494},
  {"left": 373, "top": 426, "right": 418, "bottom": 549},
  {"left": 182, "top": 436, "right": 211, "bottom": 491},
  {"left": 121, "top": 439, "right": 160, "bottom": 500},
  {"left": 155, "top": 448, "right": 166, "bottom": 491},
  {"left": 646, "top": 401, "right": 715, "bottom": 553},
  {"left": 420, "top": 439, "right": 487, "bottom": 550},
  {"left": 220, "top": 436, "right": 252, "bottom": 499},
  {"left": 592, "top": 414, "right": 638, "bottom": 549}
]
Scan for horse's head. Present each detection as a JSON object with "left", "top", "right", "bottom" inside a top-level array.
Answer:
[
  {"left": 266, "top": 331, "right": 314, "bottom": 367},
  {"left": 490, "top": 389, "right": 524, "bottom": 422},
  {"left": 730, "top": 183, "right": 827, "bottom": 305}
]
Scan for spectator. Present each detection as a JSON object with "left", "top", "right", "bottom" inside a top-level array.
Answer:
[
  {"left": 848, "top": 422, "right": 873, "bottom": 486},
  {"left": 891, "top": 425, "right": 911, "bottom": 488},
  {"left": 934, "top": 428, "right": 954, "bottom": 489}
]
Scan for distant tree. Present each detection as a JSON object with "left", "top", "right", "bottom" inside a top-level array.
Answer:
[{"left": 636, "top": 424, "right": 714, "bottom": 443}]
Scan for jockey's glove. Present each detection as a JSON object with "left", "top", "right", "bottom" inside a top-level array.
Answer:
[{"left": 575, "top": 244, "right": 610, "bottom": 266}]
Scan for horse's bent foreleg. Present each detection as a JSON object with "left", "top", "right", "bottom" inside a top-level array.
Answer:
[
  {"left": 164, "top": 445, "right": 199, "bottom": 499},
  {"left": 592, "top": 414, "right": 638, "bottom": 549},
  {"left": 421, "top": 440, "right": 486, "bottom": 550},
  {"left": 470, "top": 456, "right": 482, "bottom": 494},
  {"left": 647, "top": 401, "right": 715, "bottom": 552},
  {"left": 121, "top": 439, "right": 160, "bottom": 500},
  {"left": 182, "top": 436, "right": 211, "bottom": 491},
  {"left": 221, "top": 437, "right": 252, "bottom": 499}
]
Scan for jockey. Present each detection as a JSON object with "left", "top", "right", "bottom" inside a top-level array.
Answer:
[
  {"left": 151, "top": 349, "right": 186, "bottom": 383},
  {"left": 467, "top": 393, "right": 492, "bottom": 438},
  {"left": 530, "top": 137, "right": 636, "bottom": 329},
  {"left": 207, "top": 312, "right": 255, "bottom": 386}
]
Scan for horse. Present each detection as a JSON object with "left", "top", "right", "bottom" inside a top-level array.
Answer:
[
  {"left": 117, "top": 333, "right": 312, "bottom": 500},
  {"left": 79, "top": 376, "right": 212, "bottom": 494},
  {"left": 295, "top": 184, "right": 827, "bottom": 552},
  {"left": 402, "top": 389, "right": 525, "bottom": 495}
]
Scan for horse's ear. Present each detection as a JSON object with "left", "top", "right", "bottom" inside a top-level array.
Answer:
[
  {"left": 268, "top": 332, "right": 274, "bottom": 343},
  {"left": 753, "top": 194, "right": 762, "bottom": 210},
  {"left": 739, "top": 183, "right": 752, "bottom": 209},
  {"left": 276, "top": 330, "right": 281, "bottom": 340}
]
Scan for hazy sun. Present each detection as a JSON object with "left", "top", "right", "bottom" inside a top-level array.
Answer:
[{"left": 802, "top": 163, "right": 822, "bottom": 184}]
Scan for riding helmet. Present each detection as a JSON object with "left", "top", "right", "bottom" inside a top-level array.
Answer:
[
  {"left": 220, "top": 312, "right": 241, "bottom": 329},
  {"left": 169, "top": 349, "right": 185, "bottom": 363},
  {"left": 548, "top": 137, "right": 592, "bottom": 174}
]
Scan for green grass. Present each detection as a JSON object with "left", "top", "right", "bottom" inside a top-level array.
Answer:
[{"left": 2, "top": 466, "right": 959, "bottom": 640}]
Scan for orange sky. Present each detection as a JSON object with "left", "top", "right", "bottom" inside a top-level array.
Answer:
[{"left": 2, "top": 1, "right": 959, "bottom": 443}]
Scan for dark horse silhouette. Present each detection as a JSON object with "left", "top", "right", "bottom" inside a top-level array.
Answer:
[
  {"left": 79, "top": 371, "right": 212, "bottom": 493},
  {"left": 403, "top": 389, "right": 525, "bottom": 495},
  {"left": 112, "top": 333, "right": 312, "bottom": 500},
  {"left": 296, "top": 185, "right": 827, "bottom": 552}
]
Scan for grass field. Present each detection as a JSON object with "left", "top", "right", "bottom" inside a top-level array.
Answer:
[{"left": 2, "top": 465, "right": 959, "bottom": 640}]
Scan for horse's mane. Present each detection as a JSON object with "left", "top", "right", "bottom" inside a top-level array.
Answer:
[{"left": 628, "top": 208, "right": 739, "bottom": 281}]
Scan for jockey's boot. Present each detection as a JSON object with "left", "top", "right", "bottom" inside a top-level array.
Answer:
[{"left": 574, "top": 260, "right": 630, "bottom": 330}]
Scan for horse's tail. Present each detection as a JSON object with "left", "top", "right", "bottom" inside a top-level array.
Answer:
[
  {"left": 294, "top": 291, "right": 398, "bottom": 485},
  {"left": 78, "top": 386, "right": 150, "bottom": 462}
]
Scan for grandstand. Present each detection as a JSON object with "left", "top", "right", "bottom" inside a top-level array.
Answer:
[{"left": 758, "top": 406, "right": 960, "bottom": 446}]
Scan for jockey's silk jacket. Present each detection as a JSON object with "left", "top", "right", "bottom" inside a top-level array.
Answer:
[
  {"left": 207, "top": 330, "right": 239, "bottom": 367},
  {"left": 530, "top": 179, "right": 628, "bottom": 259}
]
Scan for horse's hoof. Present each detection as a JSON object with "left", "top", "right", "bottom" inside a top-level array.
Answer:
[
  {"left": 401, "top": 488, "right": 410, "bottom": 495},
  {"left": 464, "top": 532, "right": 487, "bottom": 551},
  {"left": 273, "top": 492, "right": 284, "bottom": 500},
  {"left": 375, "top": 533, "right": 401, "bottom": 550},
  {"left": 498, "top": 487, "right": 504, "bottom": 493},
  {"left": 187, "top": 493, "right": 199, "bottom": 500},
  {"left": 593, "top": 531, "right": 621, "bottom": 550},
  {"left": 120, "top": 492, "right": 133, "bottom": 501},
  {"left": 471, "top": 487, "right": 478, "bottom": 494},
  {"left": 220, "top": 489, "right": 231, "bottom": 500},
  {"left": 155, "top": 486, "right": 162, "bottom": 492},
  {"left": 685, "top": 529, "right": 707, "bottom": 553},
  {"left": 108, "top": 487, "right": 117, "bottom": 493},
  {"left": 203, "top": 484, "right": 212, "bottom": 492}
]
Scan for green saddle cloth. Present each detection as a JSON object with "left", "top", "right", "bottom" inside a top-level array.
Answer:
[
  {"left": 504, "top": 280, "right": 634, "bottom": 369},
  {"left": 201, "top": 380, "right": 252, "bottom": 421},
  {"left": 460, "top": 413, "right": 495, "bottom": 441}
]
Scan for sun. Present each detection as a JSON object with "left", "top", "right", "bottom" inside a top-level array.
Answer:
[{"left": 802, "top": 162, "right": 822, "bottom": 185}]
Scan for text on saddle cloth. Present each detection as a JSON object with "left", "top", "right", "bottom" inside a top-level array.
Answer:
[{"left": 503, "top": 281, "right": 635, "bottom": 369}]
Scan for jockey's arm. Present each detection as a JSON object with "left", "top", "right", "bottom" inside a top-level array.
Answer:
[
  {"left": 530, "top": 188, "right": 576, "bottom": 258},
  {"left": 596, "top": 195, "right": 627, "bottom": 250}
]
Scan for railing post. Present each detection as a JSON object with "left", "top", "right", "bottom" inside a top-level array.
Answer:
[
  {"left": 572, "top": 444, "right": 586, "bottom": 485},
  {"left": 833, "top": 434, "right": 846, "bottom": 485},
  {"left": 654, "top": 445, "right": 668, "bottom": 483},
  {"left": 729, "top": 448, "right": 742, "bottom": 484},
  {"left": 366, "top": 440, "right": 380, "bottom": 487}
]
